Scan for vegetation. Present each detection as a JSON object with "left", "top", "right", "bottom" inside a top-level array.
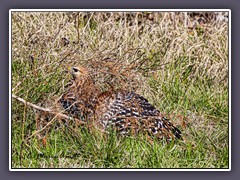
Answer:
[{"left": 11, "top": 12, "right": 229, "bottom": 169}]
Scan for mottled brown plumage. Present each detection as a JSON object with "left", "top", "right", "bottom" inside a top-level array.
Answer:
[
  {"left": 59, "top": 66, "right": 99, "bottom": 120},
  {"left": 58, "top": 66, "right": 182, "bottom": 140}
]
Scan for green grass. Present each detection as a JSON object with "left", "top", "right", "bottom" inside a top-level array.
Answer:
[{"left": 11, "top": 12, "right": 229, "bottom": 169}]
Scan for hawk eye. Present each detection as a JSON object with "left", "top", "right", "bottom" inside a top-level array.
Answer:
[{"left": 72, "top": 67, "right": 79, "bottom": 73}]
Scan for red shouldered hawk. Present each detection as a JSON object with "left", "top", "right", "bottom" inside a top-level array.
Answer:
[{"left": 59, "top": 66, "right": 182, "bottom": 140}]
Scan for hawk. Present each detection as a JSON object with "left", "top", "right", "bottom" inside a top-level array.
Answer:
[{"left": 58, "top": 66, "right": 182, "bottom": 140}]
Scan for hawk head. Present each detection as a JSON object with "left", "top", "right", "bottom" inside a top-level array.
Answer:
[{"left": 71, "top": 66, "right": 89, "bottom": 81}]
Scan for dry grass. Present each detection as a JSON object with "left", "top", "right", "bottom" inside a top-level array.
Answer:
[{"left": 11, "top": 11, "right": 229, "bottom": 169}]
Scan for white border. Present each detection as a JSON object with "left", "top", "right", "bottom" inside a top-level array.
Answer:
[
  {"left": 10, "top": 9, "right": 231, "bottom": 12},
  {"left": 9, "top": 9, "right": 231, "bottom": 171}
]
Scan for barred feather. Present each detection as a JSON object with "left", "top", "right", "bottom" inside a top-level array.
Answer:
[{"left": 58, "top": 66, "right": 182, "bottom": 140}]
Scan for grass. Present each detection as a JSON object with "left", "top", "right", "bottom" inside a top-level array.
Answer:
[{"left": 11, "top": 12, "right": 229, "bottom": 169}]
